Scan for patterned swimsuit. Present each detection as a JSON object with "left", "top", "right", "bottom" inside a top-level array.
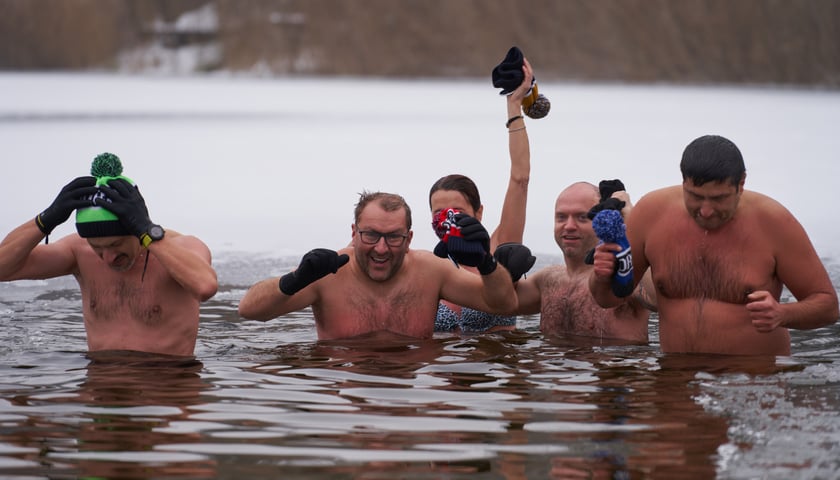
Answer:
[{"left": 434, "top": 303, "right": 516, "bottom": 333}]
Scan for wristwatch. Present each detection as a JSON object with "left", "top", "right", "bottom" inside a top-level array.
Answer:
[{"left": 140, "top": 224, "right": 165, "bottom": 248}]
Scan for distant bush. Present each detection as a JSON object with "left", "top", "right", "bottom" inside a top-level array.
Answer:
[{"left": 1, "top": 0, "right": 838, "bottom": 88}]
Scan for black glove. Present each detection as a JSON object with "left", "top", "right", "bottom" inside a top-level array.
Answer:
[
  {"left": 586, "top": 179, "right": 627, "bottom": 220},
  {"left": 598, "top": 179, "right": 626, "bottom": 201},
  {"left": 491, "top": 46, "right": 525, "bottom": 95},
  {"left": 437, "top": 214, "right": 497, "bottom": 275},
  {"left": 96, "top": 178, "right": 154, "bottom": 239},
  {"left": 433, "top": 241, "right": 450, "bottom": 260},
  {"left": 587, "top": 197, "right": 626, "bottom": 220},
  {"left": 279, "top": 248, "right": 350, "bottom": 295},
  {"left": 36, "top": 176, "right": 98, "bottom": 235},
  {"left": 433, "top": 211, "right": 486, "bottom": 266},
  {"left": 584, "top": 248, "right": 596, "bottom": 265},
  {"left": 494, "top": 243, "right": 536, "bottom": 282},
  {"left": 455, "top": 214, "right": 490, "bottom": 251}
]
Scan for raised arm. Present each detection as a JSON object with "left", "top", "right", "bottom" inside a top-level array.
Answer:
[
  {"left": 146, "top": 233, "right": 217, "bottom": 301},
  {"left": 491, "top": 58, "right": 535, "bottom": 250},
  {"left": 589, "top": 191, "right": 651, "bottom": 308},
  {"left": 439, "top": 255, "right": 518, "bottom": 315},
  {"left": 479, "top": 260, "right": 519, "bottom": 314},
  {"left": 0, "top": 222, "right": 78, "bottom": 281},
  {"left": 238, "top": 248, "right": 349, "bottom": 321},
  {"left": 0, "top": 176, "right": 98, "bottom": 281},
  {"left": 512, "top": 267, "right": 547, "bottom": 315},
  {"left": 238, "top": 276, "right": 314, "bottom": 321}
]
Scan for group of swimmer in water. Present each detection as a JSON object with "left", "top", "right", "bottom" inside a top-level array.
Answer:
[{"left": 1, "top": 55, "right": 837, "bottom": 358}]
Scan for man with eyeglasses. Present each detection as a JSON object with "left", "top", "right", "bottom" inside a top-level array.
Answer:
[{"left": 238, "top": 191, "right": 519, "bottom": 340}]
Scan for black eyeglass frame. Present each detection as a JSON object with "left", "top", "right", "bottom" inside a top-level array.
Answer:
[{"left": 356, "top": 229, "right": 409, "bottom": 247}]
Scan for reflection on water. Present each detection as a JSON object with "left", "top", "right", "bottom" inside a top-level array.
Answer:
[{"left": 2, "top": 255, "right": 839, "bottom": 479}]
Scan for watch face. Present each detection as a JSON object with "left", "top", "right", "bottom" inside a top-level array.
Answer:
[{"left": 149, "top": 225, "right": 165, "bottom": 240}]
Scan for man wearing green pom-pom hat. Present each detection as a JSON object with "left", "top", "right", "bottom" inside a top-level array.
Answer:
[{"left": 0, "top": 153, "right": 218, "bottom": 357}]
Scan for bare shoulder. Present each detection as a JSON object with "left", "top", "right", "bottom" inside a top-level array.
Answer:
[
  {"left": 742, "top": 190, "right": 794, "bottom": 217},
  {"left": 741, "top": 191, "right": 802, "bottom": 230},
  {"left": 408, "top": 249, "right": 451, "bottom": 271},
  {"left": 61, "top": 233, "right": 90, "bottom": 248},
  {"left": 630, "top": 186, "right": 681, "bottom": 220},
  {"left": 633, "top": 186, "right": 681, "bottom": 211},
  {"left": 405, "top": 249, "right": 469, "bottom": 286},
  {"left": 62, "top": 234, "right": 93, "bottom": 259},
  {"left": 741, "top": 190, "right": 811, "bottom": 243},
  {"left": 639, "top": 185, "right": 681, "bottom": 200},
  {"left": 64, "top": 235, "right": 100, "bottom": 276},
  {"left": 166, "top": 230, "right": 211, "bottom": 250}
]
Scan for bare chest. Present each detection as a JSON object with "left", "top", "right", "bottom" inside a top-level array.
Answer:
[
  {"left": 646, "top": 222, "right": 778, "bottom": 303},
  {"left": 82, "top": 277, "right": 166, "bottom": 326},
  {"left": 315, "top": 283, "right": 438, "bottom": 338},
  {"left": 539, "top": 272, "right": 634, "bottom": 338}
]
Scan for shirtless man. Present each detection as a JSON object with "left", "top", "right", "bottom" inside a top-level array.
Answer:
[
  {"left": 514, "top": 182, "right": 655, "bottom": 343},
  {"left": 238, "top": 191, "right": 518, "bottom": 340},
  {"left": 589, "top": 135, "right": 838, "bottom": 355},
  {"left": 0, "top": 157, "right": 218, "bottom": 356}
]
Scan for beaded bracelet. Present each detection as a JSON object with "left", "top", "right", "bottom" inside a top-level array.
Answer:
[{"left": 508, "top": 126, "right": 527, "bottom": 133}]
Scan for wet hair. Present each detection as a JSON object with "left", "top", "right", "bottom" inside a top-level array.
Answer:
[
  {"left": 428, "top": 174, "right": 482, "bottom": 212},
  {"left": 355, "top": 191, "right": 412, "bottom": 230},
  {"left": 680, "top": 135, "right": 745, "bottom": 187}
]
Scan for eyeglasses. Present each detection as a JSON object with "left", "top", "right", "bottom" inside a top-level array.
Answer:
[{"left": 357, "top": 230, "right": 409, "bottom": 247}]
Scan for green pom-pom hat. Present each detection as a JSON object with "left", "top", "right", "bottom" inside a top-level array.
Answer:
[
  {"left": 76, "top": 152, "right": 136, "bottom": 238},
  {"left": 89, "top": 152, "right": 123, "bottom": 179}
]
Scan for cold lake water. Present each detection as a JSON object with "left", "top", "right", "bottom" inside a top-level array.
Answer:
[{"left": 1, "top": 73, "right": 839, "bottom": 479}]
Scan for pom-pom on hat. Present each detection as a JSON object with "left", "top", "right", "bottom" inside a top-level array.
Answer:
[
  {"left": 591, "top": 209, "right": 626, "bottom": 243},
  {"left": 522, "top": 88, "right": 551, "bottom": 119},
  {"left": 75, "top": 153, "right": 134, "bottom": 238}
]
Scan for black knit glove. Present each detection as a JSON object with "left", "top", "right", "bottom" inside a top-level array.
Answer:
[
  {"left": 598, "top": 179, "right": 626, "bottom": 200},
  {"left": 96, "top": 178, "right": 154, "bottom": 239},
  {"left": 584, "top": 248, "right": 596, "bottom": 265},
  {"left": 36, "top": 176, "right": 98, "bottom": 235},
  {"left": 587, "top": 179, "right": 627, "bottom": 220},
  {"left": 587, "top": 197, "right": 626, "bottom": 220},
  {"left": 492, "top": 46, "right": 526, "bottom": 95},
  {"left": 280, "top": 248, "right": 350, "bottom": 295},
  {"left": 494, "top": 243, "right": 536, "bottom": 282},
  {"left": 447, "top": 214, "right": 497, "bottom": 275}
]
